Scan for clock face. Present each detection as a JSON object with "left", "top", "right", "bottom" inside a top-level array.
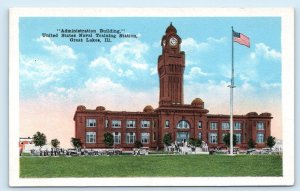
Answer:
[{"left": 169, "top": 37, "right": 178, "bottom": 46}]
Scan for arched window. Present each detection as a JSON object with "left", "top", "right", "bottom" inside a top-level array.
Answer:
[{"left": 177, "top": 120, "right": 190, "bottom": 129}]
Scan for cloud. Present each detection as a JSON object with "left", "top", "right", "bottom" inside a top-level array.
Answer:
[
  {"left": 150, "top": 67, "right": 157, "bottom": 75},
  {"left": 20, "top": 55, "right": 74, "bottom": 87},
  {"left": 20, "top": 37, "right": 79, "bottom": 90},
  {"left": 84, "top": 77, "right": 124, "bottom": 92},
  {"left": 184, "top": 78, "right": 281, "bottom": 139},
  {"left": 185, "top": 66, "right": 212, "bottom": 80},
  {"left": 181, "top": 38, "right": 208, "bottom": 52},
  {"left": 89, "top": 57, "right": 114, "bottom": 71},
  {"left": 36, "top": 36, "right": 78, "bottom": 60},
  {"left": 260, "top": 82, "right": 281, "bottom": 89},
  {"left": 79, "top": 77, "right": 158, "bottom": 110},
  {"left": 124, "top": 69, "right": 134, "bottom": 77},
  {"left": 116, "top": 68, "right": 134, "bottom": 78},
  {"left": 43, "top": 76, "right": 159, "bottom": 112},
  {"left": 130, "top": 61, "right": 148, "bottom": 70},
  {"left": 54, "top": 87, "right": 66, "bottom": 93},
  {"left": 181, "top": 37, "right": 226, "bottom": 53},
  {"left": 181, "top": 37, "right": 227, "bottom": 67},
  {"left": 232, "top": 43, "right": 281, "bottom": 87},
  {"left": 207, "top": 37, "right": 226, "bottom": 44},
  {"left": 110, "top": 40, "right": 149, "bottom": 70},
  {"left": 185, "top": 79, "right": 277, "bottom": 115},
  {"left": 251, "top": 43, "right": 281, "bottom": 61},
  {"left": 88, "top": 39, "right": 150, "bottom": 79}
]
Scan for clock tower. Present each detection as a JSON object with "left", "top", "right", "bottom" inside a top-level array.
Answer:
[{"left": 158, "top": 23, "right": 185, "bottom": 106}]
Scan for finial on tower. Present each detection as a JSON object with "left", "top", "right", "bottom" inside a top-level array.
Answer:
[{"left": 166, "top": 22, "right": 177, "bottom": 34}]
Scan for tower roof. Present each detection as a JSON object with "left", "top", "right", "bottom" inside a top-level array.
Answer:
[{"left": 165, "top": 22, "right": 177, "bottom": 34}]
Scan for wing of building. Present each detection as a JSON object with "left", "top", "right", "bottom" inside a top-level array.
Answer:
[{"left": 73, "top": 23, "right": 272, "bottom": 150}]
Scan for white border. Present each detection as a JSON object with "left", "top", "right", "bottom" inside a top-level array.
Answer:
[{"left": 9, "top": 8, "right": 294, "bottom": 187}]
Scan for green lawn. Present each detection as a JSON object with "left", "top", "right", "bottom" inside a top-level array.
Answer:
[{"left": 20, "top": 154, "right": 282, "bottom": 178}]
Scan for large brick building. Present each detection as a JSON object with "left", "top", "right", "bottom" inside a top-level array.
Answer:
[{"left": 74, "top": 23, "right": 272, "bottom": 150}]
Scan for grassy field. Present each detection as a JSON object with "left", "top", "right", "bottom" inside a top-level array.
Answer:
[{"left": 20, "top": 154, "right": 282, "bottom": 178}]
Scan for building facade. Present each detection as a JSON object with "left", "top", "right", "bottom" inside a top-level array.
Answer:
[{"left": 74, "top": 23, "right": 272, "bottom": 150}]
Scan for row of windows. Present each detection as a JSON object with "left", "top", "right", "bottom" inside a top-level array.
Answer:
[
  {"left": 208, "top": 133, "right": 265, "bottom": 144},
  {"left": 86, "top": 119, "right": 152, "bottom": 128},
  {"left": 169, "top": 121, "right": 264, "bottom": 130},
  {"left": 210, "top": 122, "right": 242, "bottom": 130},
  {"left": 210, "top": 122, "right": 264, "bottom": 130},
  {"left": 86, "top": 132, "right": 152, "bottom": 144},
  {"left": 166, "top": 121, "right": 260, "bottom": 130},
  {"left": 87, "top": 119, "right": 265, "bottom": 130},
  {"left": 209, "top": 133, "right": 242, "bottom": 144},
  {"left": 86, "top": 132, "right": 265, "bottom": 144}
]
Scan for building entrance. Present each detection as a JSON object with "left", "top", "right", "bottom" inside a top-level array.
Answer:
[{"left": 176, "top": 132, "right": 190, "bottom": 144}]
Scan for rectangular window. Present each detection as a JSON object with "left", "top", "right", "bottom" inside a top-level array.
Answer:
[
  {"left": 210, "top": 122, "right": 218, "bottom": 130},
  {"left": 141, "top": 133, "right": 150, "bottom": 144},
  {"left": 113, "top": 132, "right": 121, "bottom": 144},
  {"left": 198, "top": 121, "right": 202, "bottom": 129},
  {"left": 256, "top": 132, "right": 264, "bottom": 143},
  {"left": 165, "top": 120, "right": 170, "bottom": 128},
  {"left": 86, "top": 132, "right": 96, "bottom": 143},
  {"left": 112, "top": 120, "right": 121, "bottom": 128},
  {"left": 209, "top": 133, "right": 218, "bottom": 144},
  {"left": 234, "top": 122, "right": 242, "bottom": 130},
  {"left": 126, "top": 132, "right": 136, "bottom": 144},
  {"left": 141, "top": 120, "right": 150, "bottom": 128},
  {"left": 105, "top": 119, "right": 108, "bottom": 128},
  {"left": 256, "top": 122, "right": 264, "bottom": 130},
  {"left": 126, "top": 120, "right": 136, "bottom": 128},
  {"left": 235, "top": 133, "right": 242, "bottom": 144},
  {"left": 153, "top": 132, "right": 156, "bottom": 141},
  {"left": 86, "top": 119, "right": 96, "bottom": 127},
  {"left": 222, "top": 133, "right": 227, "bottom": 143},
  {"left": 198, "top": 132, "right": 202, "bottom": 140},
  {"left": 222, "top": 122, "right": 230, "bottom": 130}
]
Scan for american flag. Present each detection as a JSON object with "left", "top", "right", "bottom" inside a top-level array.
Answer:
[{"left": 233, "top": 30, "right": 250, "bottom": 48}]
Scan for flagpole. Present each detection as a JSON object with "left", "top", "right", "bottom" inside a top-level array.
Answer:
[{"left": 230, "top": 26, "right": 235, "bottom": 155}]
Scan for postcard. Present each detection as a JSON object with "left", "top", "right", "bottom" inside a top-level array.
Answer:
[{"left": 9, "top": 8, "right": 294, "bottom": 186}]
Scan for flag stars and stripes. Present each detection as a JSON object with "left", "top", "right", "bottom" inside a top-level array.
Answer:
[{"left": 233, "top": 30, "right": 250, "bottom": 48}]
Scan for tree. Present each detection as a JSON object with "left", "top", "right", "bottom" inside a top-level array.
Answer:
[
  {"left": 33, "top": 131, "right": 46, "bottom": 150},
  {"left": 51, "top": 139, "right": 60, "bottom": 150},
  {"left": 266, "top": 136, "right": 276, "bottom": 148},
  {"left": 71, "top": 137, "right": 82, "bottom": 149},
  {"left": 248, "top": 138, "right": 255, "bottom": 149},
  {"left": 222, "top": 133, "right": 237, "bottom": 147},
  {"left": 104, "top": 132, "right": 114, "bottom": 147},
  {"left": 189, "top": 138, "right": 202, "bottom": 147},
  {"left": 134, "top": 141, "right": 143, "bottom": 148},
  {"left": 163, "top": 133, "right": 172, "bottom": 146}
]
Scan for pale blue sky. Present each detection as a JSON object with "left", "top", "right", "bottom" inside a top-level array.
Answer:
[{"left": 19, "top": 17, "right": 281, "bottom": 102}]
